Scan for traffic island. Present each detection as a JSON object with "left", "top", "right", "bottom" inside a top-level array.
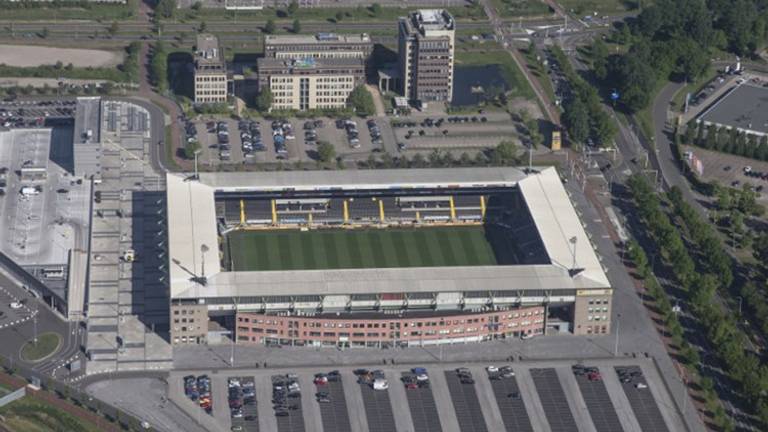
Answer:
[{"left": 20, "top": 333, "right": 61, "bottom": 363}]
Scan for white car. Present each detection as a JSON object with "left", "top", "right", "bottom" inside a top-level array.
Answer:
[
  {"left": 521, "top": 333, "right": 535, "bottom": 340},
  {"left": 486, "top": 366, "right": 499, "bottom": 373},
  {"left": 9, "top": 302, "right": 22, "bottom": 310},
  {"left": 635, "top": 382, "right": 648, "bottom": 389},
  {"left": 373, "top": 379, "right": 389, "bottom": 390}
]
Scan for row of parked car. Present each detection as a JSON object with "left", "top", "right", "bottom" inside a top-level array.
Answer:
[
  {"left": 228, "top": 377, "right": 256, "bottom": 420},
  {"left": 402, "top": 367, "right": 430, "bottom": 390},
  {"left": 303, "top": 119, "right": 324, "bottom": 146},
  {"left": 367, "top": 119, "right": 383, "bottom": 147},
  {"left": 184, "top": 375, "right": 212, "bottom": 414},
  {"left": 313, "top": 371, "right": 340, "bottom": 403},
  {"left": 272, "top": 374, "right": 301, "bottom": 417},
  {"left": 271, "top": 120, "right": 293, "bottom": 155},
  {"left": 354, "top": 368, "right": 389, "bottom": 390},
  {"left": 336, "top": 118, "right": 361, "bottom": 148},
  {"left": 205, "top": 121, "right": 232, "bottom": 161},
  {"left": 238, "top": 120, "right": 265, "bottom": 155}
]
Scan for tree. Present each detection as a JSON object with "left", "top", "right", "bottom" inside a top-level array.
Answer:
[
  {"left": 191, "top": 1, "right": 202, "bottom": 11},
  {"left": 292, "top": 19, "right": 301, "bottom": 34},
  {"left": 491, "top": 141, "right": 518, "bottom": 166},
  {"left": 287, "top": 0, "right": 298, "bottom": 16},
  {"left": 199, "top": 21, "right": 207, "bottom": 32},
  {"left": 591, "top": 111, "right": 617, "bottom": 147},
  {"left": 562, "top": 97, "right": 590, "bottom": 143},
  {"left": 347, "top": 85, "right": 375, "bottom": 116},
  {"left": 41, "top": 27, "right": 49, "bottom": 39},
  {"left": 156, "top": 0, "right": 177, "bottom": 19},
  {"left": 591, "top": 38, "right": 609, "bottom": 81},
  {"left": 256, "top": 87, "right": 272, "bottom": 112},
  {"left": 317, "top": 141, "right": 336, "bottom": 163},
  {"left": 370, "top": 3, "right": 382, "bottom": 16},
  {"left": 265, "top": 19, "right": 276, "bottom": 34},
  {"left": 335, "top": 11, "right": 344, "bottom": 22},
  {"left": 525, "top": 119, "right": 542, "bottom": 148},
  {"left": 108, "top": 21, "right": 119, "bottom": 38}
]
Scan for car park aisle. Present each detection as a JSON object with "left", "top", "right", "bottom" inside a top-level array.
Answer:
[
  {"left": 342, "top": 370, "right": 370, "bottom": 432},
  {"left": 255, "top": 375, "right": 279, "bottom": 432},
  {"left": 614, "top": 366, "right": 671, "bottom": 432},
  {"left": 386, "top": 368, "right": 416, "bottom": 432},
  {"left": 530, "top": 368, "right": 580, "bottom": 432},
  {"left": 470, "top": 367, "right": 506, "bottom": 432},
  {"left": 555, "top": 368, "right": 597, "bottom": 432},
  {"left": 314, "top": 371, "right": 352, "bottom": 432},
  {"left": 483, "top": 366, "right": 534, "bottom": 432},
  {"left": 212, "top": 374, "right": 232, "bottom": 430},
  {"left": 514, "top": 368, "right": 550, "bottom": 432},
  {"left": 401, "top": 370, "right": 443, "bottom": 432},
  {"left": 599, "top": 367, "right": 643, "bottom": 432},
  {"left": 298, "top": 373, "right": 323, "bottom": 432},
  {"left": 569, "top": 366, "right": 622, "bottom": 432},
  {"left": 443, "top": 369, "right": 488, "bottom": 432},
  {"left": 356, "top": 369, "right": 399, "bottom": 432}
]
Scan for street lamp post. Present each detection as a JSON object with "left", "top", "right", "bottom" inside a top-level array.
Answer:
[
  {"left": 614, "top": 313, "right": 621, "bottom": 357},
  {"left": 737, "top": 296, "right": 743, "bottom": 316},
  {"left": 194, "top": 149, "right": 202, "bottom": 180}
]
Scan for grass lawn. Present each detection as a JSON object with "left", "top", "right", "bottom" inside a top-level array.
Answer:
[
  {"left": 455, "top": 50, "right": 535, "bottom": 100},
  {"left": 227, "top": 226, "right": 501, "bottom": 271},
  {"left": 1, "top": 0, "right": 135, "bottom": 21},
  {"left": 20, "top": 333, "right": 60, "bottom": 362},
  {"left": 558, "top": 0, "right": 647, "bottom": 15},
  {"left": 184, "top": 4, "right": 485, "bottom": 23},
  {"left": 0, "top": 397, "right": 102, "bottom": 432},
  {"left": 491, "top": 0, "right": 552, "bottom": 17}
]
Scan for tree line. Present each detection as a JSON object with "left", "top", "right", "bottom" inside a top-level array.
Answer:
[
  {"left": 629, "top": 174, "right": 768, "bottom": 429},
  {"left": 550, "top": 46, "right": 616, "bottom": 147},
  {"left": 683, "top": 121, "right": 768, "bottom": 162},
  {"left": 590, "top": 0, "right": 768, "bottom": 114}
]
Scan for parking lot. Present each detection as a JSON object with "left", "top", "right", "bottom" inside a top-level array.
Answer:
[
  {"left": 486, "top": 366, "right": 534, "bottom": 432},
  {"left": 0, "top": 99, "right": 77, "bottom": 126},
  {"left": 572, "top": 365, "right": 623, "bottom": 432},
  {"left": 682, "top": 144, "right": 768, "bottom": 202},
  {"left": 187, "top": 110, "right": 527, "bottom": 169},
  {"left": 616, "top": 366, "right": 670, "bottom": 432},
  {"left": 192, "top": 116, "right": 390, "bottom": 167},
  {"left": 169, "top": 358, "right": 687, "bottom": 432},
  {"left": 530, "top": 368, "right": 579, "bottom": 432},
  {"left": 444, "top": 368, "right": 488, "bottom": 432},
  {"left": 229, "top": 376, "right": 259, "bottom": 432}
]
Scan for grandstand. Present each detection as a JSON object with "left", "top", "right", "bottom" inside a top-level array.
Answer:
[{"left": 166, "top": 167, "right": 613, "bottom": 347}]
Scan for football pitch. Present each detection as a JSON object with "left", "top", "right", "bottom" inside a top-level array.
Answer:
[{"left": 226, "top": 226, "right": 501, "bottom": 271}]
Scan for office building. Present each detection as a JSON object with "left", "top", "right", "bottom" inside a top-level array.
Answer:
[
  {"left": 194, "top": 34, "right": 228, "bottom": 104},
  {"left": 398, "top": 9, "right": 455, "bottom": 106}
]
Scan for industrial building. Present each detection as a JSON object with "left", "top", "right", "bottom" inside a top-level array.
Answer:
[
  {"left": 166, "top": 167, "right": 613, "bottom": 347},
  {"left": 398, "top": 9, "right": 455, "bottom": 106},
  {"left": 697, "top": 83, "right": 768, "bottom": 138},
  {"left": 194, "top": 34, "right": 228, "bottom": 104}
]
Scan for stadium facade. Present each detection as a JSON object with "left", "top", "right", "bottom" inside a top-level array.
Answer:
[{"left": 167, "top": 167, "right": 612, "bottom": 347}]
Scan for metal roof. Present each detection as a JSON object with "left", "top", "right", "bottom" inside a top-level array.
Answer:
[{"left": 197, "top": 167, "right": 529, "bottom": 192}]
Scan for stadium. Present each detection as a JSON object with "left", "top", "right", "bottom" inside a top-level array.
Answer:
[{"left": 166, "top": 167, "right": 612, "bottom": 347}]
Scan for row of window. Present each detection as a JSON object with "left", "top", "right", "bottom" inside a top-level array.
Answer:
[
  {"left": 587, "top": 315, "right": 608, "bottom": 321},
  {"left": 585, "top": 326, "right": 609, "bottom": 334},
  {"left": 587, "top": 307, "right": 609, "bottom": 313},
  {"left": 195, "top": 76, "right": 226, "bottom": 82}
]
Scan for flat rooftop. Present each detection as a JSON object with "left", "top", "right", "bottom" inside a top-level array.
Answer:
[
  {"left": 257, "top": 56, "right": 364, "bottom": 71},
  {"left": 698, "top": 84, "right": 768, "bottom": 136},
  {"left": 167, "top": 167, "right": 609, "bottom": 299},
  {"left": 411, "top": 9, "right": 454, "bottom": 32},
  {"left": 198, "top": 167, "right": 529, "bottom": 192},
  {"left": 195, "top": 33, "right": 224, "bottom": 67},
  {"left": 265, "top": 33, "right": 371, "bottom": 45}
]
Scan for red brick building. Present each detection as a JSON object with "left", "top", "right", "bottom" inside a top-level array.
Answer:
[{"left": 236, "top": 306, "right": 545, "bottom": 348}]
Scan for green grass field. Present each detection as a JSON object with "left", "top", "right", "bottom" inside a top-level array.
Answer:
[{"left": 227, "top": 226, "right": 501, "bottom": 271}]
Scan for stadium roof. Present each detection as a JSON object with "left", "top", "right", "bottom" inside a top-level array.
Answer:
[
  {"left": 698, "top": 84, "right": 768, "bottom": 136},
  {"left": 167, "top": 167, "right": 610, "bottom": 299},
  {"left": 167, "top": 173, "right": 221, "bottom": 298},
  {"left": 197, "top": 167, "right": 530, "bottom": 192}
]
